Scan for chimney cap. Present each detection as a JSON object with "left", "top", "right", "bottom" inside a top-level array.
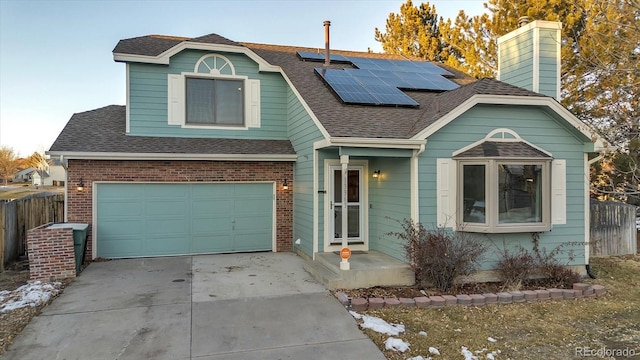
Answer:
[
  {"left": 518, "top": 16, "right": 530, "bottom": 27},
  {"left": 323, "top": 20, "right": 331, "bottom": 26}
]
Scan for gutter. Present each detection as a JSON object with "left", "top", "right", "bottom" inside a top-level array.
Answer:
[{"left": 46, "top": 151, "right": 297, "bottom": 162}]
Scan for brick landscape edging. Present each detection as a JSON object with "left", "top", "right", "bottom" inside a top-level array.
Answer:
[{"left": 336, "top": 283, "right": 607, "bottom": 311}]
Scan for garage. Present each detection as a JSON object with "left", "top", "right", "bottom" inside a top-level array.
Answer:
[{"left": 96, "top": 182, "right": 274, "bottom": 258}]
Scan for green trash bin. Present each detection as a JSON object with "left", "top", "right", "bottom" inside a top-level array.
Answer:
[{"left": 47, "top": 223, "right": 89, "bottom": 274}]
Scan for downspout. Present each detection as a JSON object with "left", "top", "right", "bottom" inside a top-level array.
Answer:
[
  {"left": 585, "top": 154, "right": 604, "bottom": 279},
  {"left": 410, "top": 142, "right": 427, "bottom": 221}
]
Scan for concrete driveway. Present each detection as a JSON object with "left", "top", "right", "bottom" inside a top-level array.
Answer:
[{"left": 2, "top": 253, "right": 386, "bottom": 360}]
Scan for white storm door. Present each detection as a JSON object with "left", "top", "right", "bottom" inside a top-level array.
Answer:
[{"left": 329, "top": 165, "right": 364, "bottom": 244}]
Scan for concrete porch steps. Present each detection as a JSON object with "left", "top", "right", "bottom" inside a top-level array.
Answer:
[{"left": 303, "top": 251, "right": 415, "bottom": 290}]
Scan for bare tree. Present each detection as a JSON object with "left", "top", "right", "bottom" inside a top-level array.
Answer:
[{"left": 0, "top": 146, "right": 20, "bottom": 185}]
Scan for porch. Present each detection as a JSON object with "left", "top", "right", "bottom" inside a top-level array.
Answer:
[{"left": 302, "top": 250, "right": 415, "bottom": 290}]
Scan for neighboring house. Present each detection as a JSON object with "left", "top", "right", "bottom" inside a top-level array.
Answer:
[
  {"left": 31, "top": 159, "right": 66, "bottom": 186},
  {"left": 48, "top": 20, "right": 604, "bottom": 285},
  {"left": 14, "top": 167, "right": 34, "bottom": 182}
]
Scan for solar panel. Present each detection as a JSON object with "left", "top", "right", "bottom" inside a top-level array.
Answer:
[
  {"left": 305, "top": 52, "right": 459, "bottom": 106},
  {"left": 315, "top": 68, "right": 419, "bottom": 107},
  {"left": 297, "top": 51, "right": 350, "bottom": 63}
]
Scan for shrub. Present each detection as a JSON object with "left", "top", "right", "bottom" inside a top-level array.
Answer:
[
  {"left": 389, "top": 219, "right": 487, "bottom": 292},
  {"left": 495, "top": 245, "right": 537, "bottom": 290},
  {"left": 496, "top": 234, "right": 582, "bottom": 289}
]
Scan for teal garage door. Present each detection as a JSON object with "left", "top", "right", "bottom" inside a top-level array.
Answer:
[{"left": 96, "top": 183, "right": 274, "bottom": 258}]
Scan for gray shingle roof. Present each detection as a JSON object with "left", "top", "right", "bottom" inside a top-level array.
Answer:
[
  {"left": 49, "top": 105, "right": 295, "bottom": 156},
  {"left": 243, "top": 43, "right": 547, "bottom": 139},
  {"left": 453, "top": 141, "right": 551, "bottom": 158},
  {"left": 113, "top": 34, "right": 241, "bottom": 56}
]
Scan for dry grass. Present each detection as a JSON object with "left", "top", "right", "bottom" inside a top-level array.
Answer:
[
  {"left": 0, "top": 185, "right": 63, "bottom": 201},
  {"left": 357, "top": 255, "right": 640, "bottom": 360}
]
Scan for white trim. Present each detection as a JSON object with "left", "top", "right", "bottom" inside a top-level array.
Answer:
[
  {"left": 92, "top": 180, "right": 278, "bottom": 259},
  {"left": 312, "top": 147, "right": 319, "bottom": 259},
  {"left": 46, "top": 151, "right": 297, "bottom": 161},
  {"left": 497, "top": 20, "right": 562, "bottom": 45},
  {"left": 323, "top": 159, "right": 369, "bottom": 253},
  {"left": 452, "top": 128, "right": 553, "bottom": 158},
  {"left": 125, "top": 63, "right": 131, "bottom": 133},
  {"left": 555, "top": 29, "right": 562, "bottom": 101},
  {"left": 318, "top": 137, "right": 424, "bottom": 150},
  {"left": 114, "top": 42, "right": 281, "bottom": 72},
  {"left": 193, "top": 54, "right": 236, "bottom": 75},
  {"left": 532, "top": 27, "right": 540, "bottom": 93},
  {"left": 412, "top": 94, "right": 607, "bottom": 151}
]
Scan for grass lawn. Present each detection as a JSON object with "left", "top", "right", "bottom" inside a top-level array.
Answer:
[
  {"left": 357, "top": 255, "right": 640, "bottom": 360},
  {"left": 0, "top": 185, "right": 63, "bottom": 201}
]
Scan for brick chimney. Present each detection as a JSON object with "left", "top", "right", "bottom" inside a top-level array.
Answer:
[{"left": 497, "top": 20, "right": 562, "bottom": 100}]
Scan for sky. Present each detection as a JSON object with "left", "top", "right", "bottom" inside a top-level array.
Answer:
[{"left": 0, "top": 0, "right": 487, "bottom": 158}]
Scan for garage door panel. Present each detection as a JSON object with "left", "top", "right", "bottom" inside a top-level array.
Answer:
[
  {"left": 144, "top": 235, "right": 189, "bottom": 254},
  {"left": 100, "top": 200, "right": 144, "bottom": 217},
  {"left": 191, "top": 234, "right": 233, "bottom": 252},
  {"left": 97, "top": 183, "right": 274, "bottom": 258},
  {"left": 191, "top": 199, "right": 233, "bottom": 214}
]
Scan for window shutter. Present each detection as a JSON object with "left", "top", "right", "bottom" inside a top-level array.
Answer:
[
  {"left": 551, "top": 159, "right": 566, "bottom": 225},
  {"left": 245, "top": 79, "right": 261, "bottom": 128},
  {"left": 436, "top": 158, "right": 457, "bottom": 228},
  {"left": 167, "top": 74, "right": 184, "bottom": 126}
]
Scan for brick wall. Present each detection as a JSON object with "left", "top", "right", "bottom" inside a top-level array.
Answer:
[
  {"left": 66, "top": 160, "right": 294, "bottom": 258},
  {"left": 27, "top": 223, "right": 76, "bottom": 281}
]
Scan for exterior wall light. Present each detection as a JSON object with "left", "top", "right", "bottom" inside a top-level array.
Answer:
[
  {"left": 372, "top": 170, "right": 381, "bottom": 178},
  {"left": 77, "top": 179, "right": 85, "bottom": 192},
  {"left": 283, "top": 179, "right": 289, "bottom": 190}
]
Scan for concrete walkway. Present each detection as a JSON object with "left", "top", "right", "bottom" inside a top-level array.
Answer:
[{"left": 2, "top": 253, "right": 386, "bottom": 360}]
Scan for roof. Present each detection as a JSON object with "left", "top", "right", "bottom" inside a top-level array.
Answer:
[
  {"left": 48, "top": 105, "right": 296, "bottom": 157},
  {"left": 113, "top": 33, "right": 240, "bottom": 56},
  {"left": 243, "top": 43, "right": 547, "bottom": 139},
  {"left": 453, "top": 141, "right": 552, "bottom": 159}
]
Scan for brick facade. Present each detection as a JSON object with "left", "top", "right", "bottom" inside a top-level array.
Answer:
[
  {"left": 66, "top": 159, "right": 294, "bottom": 259},
  {"left": 27, "top": 223, "right": 76, "bottom": 281}
]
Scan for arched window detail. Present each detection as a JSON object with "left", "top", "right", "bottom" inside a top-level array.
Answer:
[{"left": 194, "top": 54, "right": 236, "bottom": 76}]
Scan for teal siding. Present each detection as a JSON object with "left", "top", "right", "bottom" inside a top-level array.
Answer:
[
  {"left": 419, "top": 105, "right": 588, "bottom": 268},
  {"left": 287, "top": 88, "right": 325, "bottom": 257},
  {"left": 499, "top": 31, "right": 534, "bottom": 92},
  {"left": 500, "top": 27, "right": 559, "bottom": 98},
  {"left": 368, "top": 157, "right": 411, "bottom": 261},
  {"left": 96, "top": 182, "right": 273, "bottom": 257},
  {"left": 537, "top": 27, "right": 559, "bottom": 98},
  {"left": 128, "top": 50, "right": 288, "bottom": 139}
]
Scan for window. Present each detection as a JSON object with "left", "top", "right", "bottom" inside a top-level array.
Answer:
[
  {"left": 167, "top": 53, "right": 261, "bottom": 129},
  {"left": 459, "top": 160, "right": 550, "bottom": 233},
  {"left": 185, "top": 77, "right": 244, "bottom": 126}
]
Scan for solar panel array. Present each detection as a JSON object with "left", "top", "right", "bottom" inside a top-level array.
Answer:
[{"left": 297, "top": 51, "right": 460, "bottom": 107}]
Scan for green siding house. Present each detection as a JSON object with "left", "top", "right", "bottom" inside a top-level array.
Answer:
[{"left": 48, "top": 20, "right": 604, "bottom": 288}]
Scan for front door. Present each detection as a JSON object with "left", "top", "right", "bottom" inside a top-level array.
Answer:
[{"left": 328, "top": 165, "right": 365, "bottom": 245}]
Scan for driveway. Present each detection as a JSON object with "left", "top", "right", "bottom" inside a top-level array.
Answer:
[{"left": 2, "top": 253, "right": 386, "bottom": 360}]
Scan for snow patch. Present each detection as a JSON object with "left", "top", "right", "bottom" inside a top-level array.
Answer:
[
  {"left": 487, "top": 337, "right": 497, "bottom": 343},
  {"left": 418, "top": 330, "right": 428, "bottom": 337},
  {"left": 0, "top": 281, "right": 62, "bottom": 313},
  {"left": 385, "top": 337, "right": 410, "bottom": 352},
  {"left": 406, "top": 356, "right": 431, "bottom": 360},
  {"left": 461, "top": 346, "right": 478, "bottom": 360},
  {"left": 360, "top": 315, "right": 405, "bottom": 336},
  {"left": 349, "top": 310, "right": 362, "bottom": 320},
  {"left": 428, "top": 346, "right": 440, "bottom": 355},
  {"left": 454, "top": 328, "right": 462, "bottom": 332}
]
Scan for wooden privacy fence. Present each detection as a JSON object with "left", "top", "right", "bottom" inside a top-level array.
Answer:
[
  {"left": 1, "top": 193, "right": 65, "bottom": 271},
  {"left": 590, "top": 199, "right": 637, "bottom": 256}
]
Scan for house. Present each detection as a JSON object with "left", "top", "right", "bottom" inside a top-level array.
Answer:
[
  {"left": 47, "top": 20, "right": 604, "bottom": 288},
  {"left": 14, "top": 167, "right": 34, "bottom": 183},
  {"left": 31, "top": 159, "right": 66, "bottom": 186}
]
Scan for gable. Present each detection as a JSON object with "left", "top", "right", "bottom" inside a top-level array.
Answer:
[{"left": 127, "top": 49, "right": 289, "bottom": 140}]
